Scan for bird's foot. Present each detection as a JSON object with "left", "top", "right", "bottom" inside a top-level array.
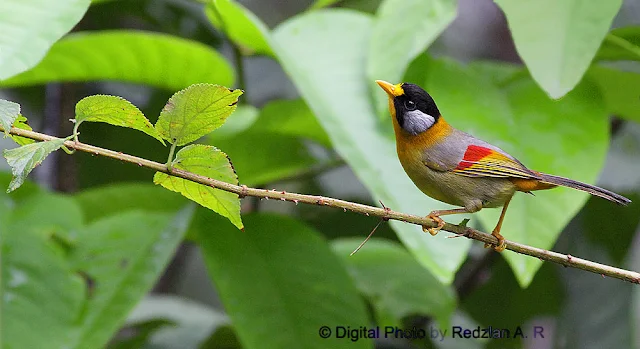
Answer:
[
  {"left": 423, "top": 212, "right": 445, "bottom": 236},
  {"left": 484, "top": 231, "right": 506, "bottom": 252}
]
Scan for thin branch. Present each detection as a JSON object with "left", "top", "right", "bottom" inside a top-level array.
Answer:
[{"left": 3, "top": 125, "right": 640, "bottom": 285}]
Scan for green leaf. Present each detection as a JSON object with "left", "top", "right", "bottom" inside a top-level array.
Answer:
[
  {"left": 495, "top": 0, "right": 623, "bottom": 98},
  {"left": 212, "top": 104, "right": 259, "bottom": 139},
  {"left": 0, "top": 99, "right": 20, "bottom": 135},
  {"left": 208, "top": 99, "right": 328, "bottom": 187},
  {"left": 332, "top": 238, "right": 456, "bottom": 327},
  {"left": 205, "top": 0, "right": 274, "bottom": 56},
  {"left": 69, "top": 207, "right": 195, "bottom": 349},
  {"left": 108, "top": 319, "right": 175, "bottom": 349},
  {"left": 588, "top": 67, "right": 640, "bottom": 122},
  {"left": 197, "top": 213, "right": 372, "bottom": 349},
  {"left": 596, "top": 26, "right": 640, "bottom": 62},
  {"left": 75, "top": 95, "right": 165, "bottom": 144},
  {"left": 0, "top": 30, "right": 235, "bottom": 90},
  {"left": 1, "top": 230, "right": 85, "bottom": 349},
  {"left": 154, "top": 144, "right": 242, "bottom": 229},
  {"left": 420, "top": 59, "right": 609, "bottom": 285},
  {"left": 211, "top": 132, "right": 318, "bottom": 186},
  {"left": 272, "top": 10, "right": 470, "bottom": 284},
  {"left": 251, "top": 99, "right": 332, "bottom": 147},
  {"left": 3, "top": 135, "right": 73, "bottom": 193},
  {"left": 10, "top": 115, "right": 36, "bottom": 145},
  {"left": 74, "top": 183, "right": 187, "bottom": 223},
  {"left": 0, "top": 0, "right": 90, "bottom": 80},
  {"left": 10, "top": 192, "right": 84, "bottom": 244},
  {"left": 368, "top": 0, "right": 458, "bottom": 115},
  {"left": 155, "top": 84, "right": 243, "bottom": 146},
  {"left": 125, "top": 295, "right": 229, "bottom": 349},
  {"left": 309, "top": 0, "right": 342, "bottom": 10}
]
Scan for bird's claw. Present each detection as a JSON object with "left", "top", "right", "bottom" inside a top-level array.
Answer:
[
  {"left": 484, "top": 232, "right": 507, "bottom": 252},
  {"left": 422, "top": 213, "right": 445, "bottom": 236}
]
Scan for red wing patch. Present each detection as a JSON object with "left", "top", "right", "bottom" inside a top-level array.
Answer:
[
  {"left": 453, "top": 145, "right": 538, "bottom": 179},
  {"left": 456, "top": 145, "right": 494, "bottom": 170}
]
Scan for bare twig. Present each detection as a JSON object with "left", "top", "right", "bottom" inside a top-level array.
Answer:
[{"left": 3, "top": 125, "right": 640, "bottom": 285}]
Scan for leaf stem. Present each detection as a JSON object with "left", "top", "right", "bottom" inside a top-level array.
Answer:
[
  {"left": 604, "top": 33, "right": 640, "bottom": 60},
  {"left": 167, "top": 141, "right": 177, "bottom": 171},
  {"left": 3, "top": 125, "right": 640, "bottom": 285}
]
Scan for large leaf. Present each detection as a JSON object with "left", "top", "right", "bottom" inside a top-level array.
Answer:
[
  {"left": 68, "top": 207, "right": 194, "bottom": 349},
  {"left": 205, "top": 0, "right": 273, "bottom": 56},
  {"left": 250, "top": 99, "right": 331, "bottom": 147},
  {"left": 419, "top": 59, "right": 609, "bottom": 285},
  {"left": 596, "top": 26, "right": 640, "bottom": 62},
  {"left": 1, "top": 230, "right": 86, "bottom": 349},
  {"left": 0, "top": 0, "right": 90, "bottom": 80},
  {"left": 495, "top": 0, "right": 623, "bottom": 98},
  {"left": 211, "top": 132, "right": 319, "bottom": 186},
  {"left": 0, "top": 31, "right": 235, "bottom": 90},
  {"left": 4, "top": 135, "right": 73, "bottom": 193},
  {"left": 125, "top": 295, "right": 229, "bottom": 349},
  {"left": 332, "top": 238, "right": 456, "bottom": 327},
  {"left": 74, "top": 183, "right": 187, "bottom": 223},
  {"left": 272, "top": 9, "right": 470, "bottom": 284},
  {"left": 0, "top": 99, "right": 20, "bottom": 135},
  {"left": 154, "top": 144, "right": 242, "bottom": 229},
  {"left": 197, "top": 213, "right": 372, "bottom": 349},
  {"left": 368, "top": 0, "right": 458, "bottom": 115},
  {"left": 155, "top": 84, "right": 243, "bottom": 146},
  {"left": 588, "top": 66, "right": 640, "bottom": 122},
  {"left": 75, "top": 95, "right": 164, "bottom": 144},
  {"left": 10, "top": 192, "right": 84, "bottom": 244}
]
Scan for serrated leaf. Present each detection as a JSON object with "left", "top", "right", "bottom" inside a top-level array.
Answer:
[
  {"left": 10, "top": 115, "right": 36, "bottom": 145},
  {"left": 68, "top": 207, "right": 195, "bottom": 349},
  {"left": 272, "top": 10, "right": 470, "bottom": 284},
  {"left": 154, "top": 144, "right": 242, "bottom": 229},
  {"left": 0, "top": 99, "right": 20, "bottom": 135},
  {"left": 332, "top": 238, "right": 456, "bottom": 327},
  {"left": 75, "top": 95, "right": 164, "bottom": 144},
  {"left": 368, "top": 0, "right": 458, "bottom": 116},
  {"left": 4, "top": 135, "right": 73, "bottom": 193},
  {"left": 0, "top": 30, "right": 235, "bottom": 90},
  {"left": 155, "top": 84, "right": 243, "bottom": 146},
  {"left": 495, "top": 0, "right": 623, "bottom": 98},
  {"left": 0, "top": 0, "right": 90, "bottom": 80},
  {"left": 205, "top": 0, "right": 273, "bottom": 57}
]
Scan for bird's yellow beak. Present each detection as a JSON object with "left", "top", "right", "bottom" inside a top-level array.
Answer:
[{"left": 376, "top": 80, "right": 404, "bottom": 97}]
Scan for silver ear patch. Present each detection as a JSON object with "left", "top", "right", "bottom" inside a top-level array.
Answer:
[{"left": 403, "top": 110, "right": 435, "bottom": 135}]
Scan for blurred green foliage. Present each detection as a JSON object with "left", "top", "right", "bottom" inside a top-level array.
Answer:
[{"left": 1, "top": 0, "right": 639, "bottom": 348}]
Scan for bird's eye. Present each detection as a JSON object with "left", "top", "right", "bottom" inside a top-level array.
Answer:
[{"left": 404, "top": 100, "right": 416, "bottom": 111}]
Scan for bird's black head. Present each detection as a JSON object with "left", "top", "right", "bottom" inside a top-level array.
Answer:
[{"left": 376, "top": 81, "right": 441, "bottom": 135}]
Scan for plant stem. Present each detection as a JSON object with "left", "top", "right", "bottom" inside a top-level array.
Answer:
[
  {"left": 166, "top": 141, "right": 177, "bottom": 171},
  {"left": 3, "top": 125, "right": 640, "bottom": 285}
]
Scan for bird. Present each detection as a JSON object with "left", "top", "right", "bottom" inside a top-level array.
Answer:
[{"left": 376, "top": 80, "right": 631, "bottom": 252}]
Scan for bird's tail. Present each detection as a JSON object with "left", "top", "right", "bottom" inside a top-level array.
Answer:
[{"left": 538, "top": 173, "right": 631, "bottom": 206}]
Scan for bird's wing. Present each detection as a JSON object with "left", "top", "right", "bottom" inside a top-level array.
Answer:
[{"left": 451, "top": 144, "right": 540, "bottom": 179}]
